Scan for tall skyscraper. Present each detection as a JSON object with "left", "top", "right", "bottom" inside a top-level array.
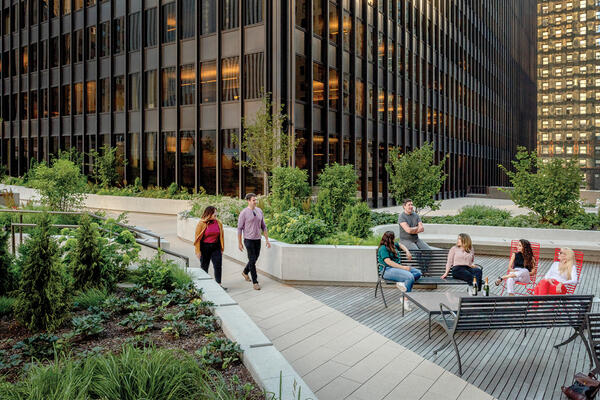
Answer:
[
  {"left": 537, "top": 0, "right": 600, "bottom": 188},
  {"left": 0, "top": 0, "right": 536, "bottom": 205}
]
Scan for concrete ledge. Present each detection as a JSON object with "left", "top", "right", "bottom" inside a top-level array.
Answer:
[
  {"left": 193, "top": 267, "right": 316, "bottom": 399},
  {"left": 179, "top": 215, "right": 600, "bottom": 285}
]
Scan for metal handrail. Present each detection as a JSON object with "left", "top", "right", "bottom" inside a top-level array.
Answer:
[{"left": 4, "top": 210, "right": 189, "bottom": 270}]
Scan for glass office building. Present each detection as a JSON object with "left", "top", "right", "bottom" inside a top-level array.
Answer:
[
  {"left": 537, "top": 0, "right": 600, "bottom": 189},
  {"left": 0, "top": 0, "right": 536, "bottom": 206}
]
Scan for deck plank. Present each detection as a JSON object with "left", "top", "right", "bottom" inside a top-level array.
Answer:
[{"left": 295, "top": 255, "right": 600, "bottom": 400}]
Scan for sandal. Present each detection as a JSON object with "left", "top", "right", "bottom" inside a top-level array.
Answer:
[{"left": 494, "top": 277, "right": 503, "bottom": 286}]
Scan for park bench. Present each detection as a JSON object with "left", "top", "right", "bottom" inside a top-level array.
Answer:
[
  {"left": 433, "top": 294, "right": 594, "bottom": 375},
  {"left": 375, "top": 248, "right": 468, "bottom": 308},
  {"left": 587, "top": 313, "right": 600, "bottom": 376}
]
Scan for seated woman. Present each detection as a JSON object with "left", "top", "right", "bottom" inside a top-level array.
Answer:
[
  {"left": 441, "top": 233, "right": 482, "bottom": 290},
  {"left": 494, "top": 239, "right": 535, "bottom": 295},
  {"left": 533, "top": 247, "right": 578, "bottom": 295},
  {"left": 377, "top": 231, "right": 422, "bottom": 300}
]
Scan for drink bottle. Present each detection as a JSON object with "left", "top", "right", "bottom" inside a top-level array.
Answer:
[
  {"left": 471, "top": 277, "right": 478, "bottom": 296},
  {"left": 483, "top": 277, "right": 490, "bottom": 296}
]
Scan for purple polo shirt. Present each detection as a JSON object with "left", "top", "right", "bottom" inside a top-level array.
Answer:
[{"left": 237, "top": 207, "right": 267, "bottom": 240}]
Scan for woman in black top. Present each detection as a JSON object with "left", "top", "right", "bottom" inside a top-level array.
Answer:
[{"left": 494, "top": 239, "right": 535, "bottom": 295}]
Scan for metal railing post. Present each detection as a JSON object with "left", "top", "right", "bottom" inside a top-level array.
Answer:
[
  {"left": 19, "top": 214, "right": 23, "bottom": 245},
  {"left": 10, "top": 224, "right": 15, "bottom": 255}
]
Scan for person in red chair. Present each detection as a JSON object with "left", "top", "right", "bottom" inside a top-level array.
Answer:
[
  {"left": 533, "top": 247, "right": 578, "bottom": 295},
  {"left": 494, "top": 239, "right": 535, "bottom": 295}
]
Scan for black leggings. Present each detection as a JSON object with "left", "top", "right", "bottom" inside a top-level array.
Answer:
[
  {"left": 452, "top": 265, "right": 482, "bottom": 290},
  {"left": 200, "top": 242, "right": 223, "bottom": 284}
]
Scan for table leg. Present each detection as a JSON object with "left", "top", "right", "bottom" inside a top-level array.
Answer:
[{"left": 428, "top": 314, "right": 432, "bottom": 339}]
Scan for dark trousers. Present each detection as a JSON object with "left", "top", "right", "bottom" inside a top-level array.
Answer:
[
  {"left": 243, "top": 239, "right": 261, "bottom": 284},
  {"left": 452, "top": 265, "right": 483, "bottom": 290},
  {"left": 200, "top": 242, "right": 223, "bottom": 284}
]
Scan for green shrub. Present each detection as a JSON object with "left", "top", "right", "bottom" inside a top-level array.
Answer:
[
  {"left": 266, "top": 209, "right": 328, "bottom": 244},
  {"left": 188, "top": 195, "right": 246, "bottom": 226},
  {"left": 118, "top": 311, "right": 155, "bottom": 333},
  {"left": 0, "top": 296, "right": 15, "bottom": 317},
  {"left": 196, "top": 334, "right": 243, "bottom": 370},
  {"left": 0, "top": 345, "right": 252, "bottom": 400},
  {"left": 315, "top": 232, "right": 381, "bottom": 246},
  {"left": 28, "top": 158, "right": 87, "bottom": 211},
  {"left": 370, "top": 212, "right": 398, "bottom": 227},
  {"left": 136, "top": 252, "right": 191, "bottom": 291},
  {"left": 270, "top": 167, "right": 311, "bottom": 212},
  {"left": 0, "top": 230, "right": 16, "bottom": 295},
  {"left": 561, "top": 212, "right": 598, "bottom": 230},
  {"left": 314, "top": 163, "right": 358, "bottom": 228},
  {"left": 161, "top": 321, "right": 188, "bottom": 339},
  {"left": 13, "top": 334, "right": 60, "bottom": 360},
  {"left": 71, "top": 314, "right": 105, "bottom": 338},
  {"left": 68, "top": 214, "right": 103, "bottom": 291},
  {"left": 14, "top": 214, "right": 71, "bottom": 332},
  {"left": 89, "top": 145, "right": 123, "bottom": 189},
  {"left": 73, "top": 288, "right": 109, "bottom": 310},
  {"left": 346, "top": 202, "right": 372, "bottom": 239}
]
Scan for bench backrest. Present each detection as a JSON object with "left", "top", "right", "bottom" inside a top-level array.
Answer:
[
  {"left": 510, "top": 240, "right": 540, "bottom": 271},
  {"left": 553, "top": 248, "right": 584, "bottom": 294},
  {"left": 586, "top": 313, "right": 600, "bottom": 374},
  {"left": 401, "top": 249, "right": 448, "bottom": 277},
  {"left": 454, "top": 295, "right": 594, "bottom": 332}
]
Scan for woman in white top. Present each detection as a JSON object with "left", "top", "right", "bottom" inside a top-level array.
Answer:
[{"left": 533, "top": 247, "right": 578, "bottom": 295}]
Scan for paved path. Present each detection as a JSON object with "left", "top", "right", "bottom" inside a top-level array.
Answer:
[{"left": 116, "top": 212, "right": 494, "bottom": 400}]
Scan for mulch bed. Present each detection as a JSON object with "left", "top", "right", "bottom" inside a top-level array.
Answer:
[{"left": 0, "top": 287, "right": 263, "bottom": 399}]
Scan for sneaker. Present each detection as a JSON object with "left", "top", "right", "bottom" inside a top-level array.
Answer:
[
  {"left": 219, "top": 284, "right": 228, "bottom": 291},
  {"left": 242, "top": 272, "right": 251, "bottom": 282},
  {"left": 253, "top": 283, "right": 261, "bottom": 290},
  {"left": 396, "top": 282, "right": 407, "bottom": 292},
  {"left": 403, "top": 301, "right": 412, "bottom": 312}
]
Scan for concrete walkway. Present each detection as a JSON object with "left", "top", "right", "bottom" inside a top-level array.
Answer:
[
  {"left": 118, "top": 212, "right": 494, "bottom": 400},
  {"left": 377, "top": 197, "right": 531, "bottom": 217}
]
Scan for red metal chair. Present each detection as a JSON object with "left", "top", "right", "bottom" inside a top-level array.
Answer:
[
  {"left": 550, "top": 248, "right": 584, "bottom": 294},
  {"left": 500, "top": 240, "right": 541, "bottom": 295}
]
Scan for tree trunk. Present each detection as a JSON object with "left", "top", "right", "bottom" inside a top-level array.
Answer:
[{"left": 263, "top": 171, "right": 269, "bottom": 196}]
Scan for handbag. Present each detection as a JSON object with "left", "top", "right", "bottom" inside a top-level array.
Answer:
[{"left": 561, "top": 373, "right": 600, "bottom": 400}]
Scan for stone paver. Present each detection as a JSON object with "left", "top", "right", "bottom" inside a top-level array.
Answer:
[{"left": 116, "top": 211, "right": 497, "bottom": 400}]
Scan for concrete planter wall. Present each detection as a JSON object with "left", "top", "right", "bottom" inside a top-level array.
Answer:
[{"left": 0, "top": 184, "right": 193, "bottom": 215}]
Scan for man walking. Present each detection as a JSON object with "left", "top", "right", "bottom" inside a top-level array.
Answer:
[
  {"left": 237, "top": 193, "right": 270, "bottom": 290},
  {"left": 397, "top": 198, "right": 431, "bottom": 251}
]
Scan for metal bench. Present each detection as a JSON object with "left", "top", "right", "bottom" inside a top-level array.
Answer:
[
  {"left": 434, "top": 295, "right": 594, "bottom": 375},
  {"left": 587, "top": 313, "right": 600, "bottom": 375},
  {"left": 375, "top": 248, "right": 467, "bottom": 308}
]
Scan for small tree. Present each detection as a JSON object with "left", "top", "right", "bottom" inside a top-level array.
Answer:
[
  {"left": 238, "top": 94, "right": 295, "bottom": 195},
  {"left": 314, "top": 163, "right": 358, "bottom": 228},
  {"left": 14, "top": 214, "right": 70, "bottom": 332},
  {"left": 68, "top": 214, "right": 102, "bottom": 291},
  {"left": 28, "top": 158, "right": 87, "bottom": 211},
  {"left": 386, "top": 143, "right": 448, "bottom": 211},
  {"left": 0, "top": 230, "right": 15, "bottom": 295},
  {"left": 89, "top": 145, "right": 124, "bottom": 188},
  {"left": 270, "top": 167, "right": 311, "bottom": 212},
  {"left": 499, "top": 146, "right": 583, "bottom": 225}
]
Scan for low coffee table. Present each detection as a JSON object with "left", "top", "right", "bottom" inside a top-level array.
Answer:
[{"left": 402, "top": 291, "right": 474, "bottom": 338}]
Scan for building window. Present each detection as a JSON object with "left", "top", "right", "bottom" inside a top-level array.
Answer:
[
  {"left": 62, "top": 84, "right": 71, "bottom": 115},
  {"left": 180, "top": 131, "right": 195, "bottom": 188},
  {"left": 62, "top": 0, "right": 71, "bottom": 15},
  {"left": 222, "top": 0, "right": 239, "bottom": 30},
  {"left": 113, "top": 76, "right": 125, "bottom": 112},
  {"left": 86, "top": 81, "right": 96, "bottom": 113},
  {"left": 221, "top": 129, "right": 239, "bottom": 196},
  {"left": 40, "top": 40, "right": 48, "bottom": 69},
  {"left": 87, "top": 26, "right": 96, "bottom": 60},
  {"left": 221, "top": 57, "right": 240, "bottom": 101},
  {"left": 30, "top": 90, "right": 38, "bottom": 119},
  {"left": 21, "top": 93, "right": 28, "bottom": 120},
  {"left": 180, "top": 0, "right": 195, "bottom": 39},
  {"left": 295, "top": 0, "right": 307, "bottom": 29},
  {"left": 128, "top": 72, "right": 140, "bottom": 111},
  {"left": 343, "top": 73, "right": 349, "bottom": 112},
  {"left": 313, "top": 63, "right": 325, "bottom": 107},
  {"left": 313, "top": 0, "right": 324, "bottom": 36},
  {"left": 41, "top": 88, "right": 49, "bottom": 117},
  {"left": 50, "top": 37, "right": 59, "bottom": 67},
  {"left": 100, "top": 78, "right": 110, "bottom": 113},
  {"left": 145, "top": 70, "right": 158, "bottom": 109},
  {"left": 129, "top": 12, "right": 141, "bottom": 51},
  {"left": 244, "top": 52, "right": 264, "bottom": 100},
  {"left": 329, "top": 4, "right": 339, "bottom": 43},
  {"left": 329, "top": 68, "right": 338, "bottom": 109},
  {"left": 162, "top": 2, "right": 176, "bottom": 43},
  {"left": 74, "top": 29, "right": 83, "bottom": 62},
  {"left": 21, "top": 46, "right": 28, "bottom": 73},
  {"left": 99, "top": 22, "right": 110, "bottom": 57},
  {"left": 50, "top": 87, "right": 59, "bottom": 117},
  {"left": 40, "top": 0, "right": 48, "bottom": 21},
  {"left": 74, "top": 82, "right": 83, "bottom": 114},
  {"left": 162, "top": 131, "right": 176, "bottom": 187},
  {"left": 180, "top": 64, "right": 196, "bottom": 105},
  {"left": 356, "top": 79, "right": 365, "bottom": 116},
  {"left": 144, "top": 132, "right": 157, "bottom": 187},
  {"left": 144, "top": 8, "right": 157, "bottom": 47},
  {"left": 245, "top": 0, "right": 263, "bottom": 25},
  {"left": 295, "top": 54, "right": 307, "bottom": 102},
  {"left": 200, "top": 61, "right": 217, "bottom": 103},
  {"left": 113, "top": 17, "right": 125, "bottom": 54},
  {"left": 128, "top": 132, "right": 141, "bottom": 180},
  {"left": 161, "top": 67, "right": 177, "bottom": 107},
  {"left": 201, "top": 0, "right": 216, "bottom": 34},
  {"left": 200, "top": 130, "right": 216, "bottom": 194},
  {"left": 74, "top": 0, "right": 83, "bottom": 10}
]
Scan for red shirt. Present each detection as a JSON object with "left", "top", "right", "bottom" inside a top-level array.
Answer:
[{"left": 202, "top": 220, "right": 221, "bottom": 243}]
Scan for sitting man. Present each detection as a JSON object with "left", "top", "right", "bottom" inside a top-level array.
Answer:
[{"left": 397, "top": 198, "right": 431, "bottom": 251}]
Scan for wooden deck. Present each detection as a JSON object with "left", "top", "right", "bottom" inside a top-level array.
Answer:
[{"left": 295, "top": 255, "right": 600, "bottom": 400}]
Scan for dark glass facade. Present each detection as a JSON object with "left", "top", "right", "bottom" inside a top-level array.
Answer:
[{"left": 0, "top": 0, "right": 536, "bottom": 205}]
